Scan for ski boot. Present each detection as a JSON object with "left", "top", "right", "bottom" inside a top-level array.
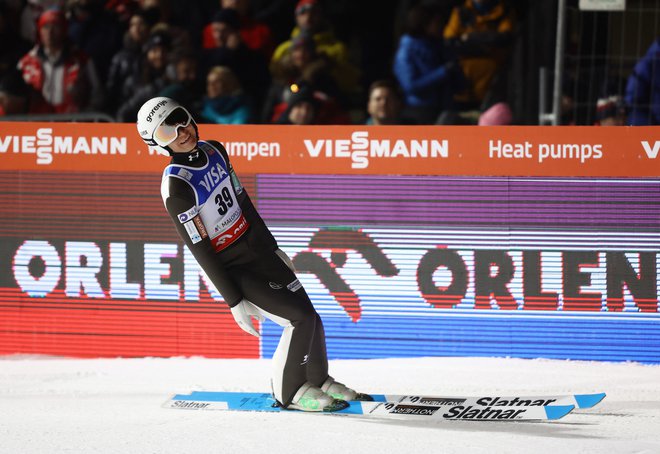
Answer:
[
  {"left": 321, "top": 376, "right": 374, "bottom": 402},
  {"left": 286, "top": 382, "right": 349, "bottom": 412}
]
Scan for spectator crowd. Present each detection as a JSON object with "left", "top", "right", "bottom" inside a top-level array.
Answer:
[{"left": 0, "top": 0, "right": 657, "bottom": 125}]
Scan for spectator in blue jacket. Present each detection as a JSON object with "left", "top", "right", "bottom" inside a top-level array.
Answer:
[
  {"left": 393, "top": 3, "right": 463, "bottom": 124},
  {"left": 201, "top": 65, "right": 253, "bottom": 124},
  {"left": 625, "top": 38, "right": 659, "bottom": 125}
]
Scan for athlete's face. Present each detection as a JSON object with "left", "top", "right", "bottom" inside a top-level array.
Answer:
[{"left": 168, "top": 123, "right": 198, "bottom": 153}]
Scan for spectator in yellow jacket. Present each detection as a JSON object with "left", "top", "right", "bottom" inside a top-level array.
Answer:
[
  {"left": 271, "top": 0, "right": 360, "bottom": 100},
  {"left": 444, "top": 0, "right": 515, "bottom": 110}
]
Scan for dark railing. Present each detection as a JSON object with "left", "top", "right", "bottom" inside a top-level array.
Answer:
[{"left": 0, "top": 112, "right": 116, "bottom": 123}]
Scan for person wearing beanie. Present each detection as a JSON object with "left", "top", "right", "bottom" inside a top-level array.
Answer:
[
  {"left": 275, "top": 83, "right": 319, "bottom": 124},
  {"left": 201, "top": 0, "right": 275, "bottom": 60},
  {"left": 16, "top": 7, "right": 103, "bottom": 113},
  {"left": 114, "top": 30, "right": 172, "bottom": 121},
  {"left": 142, "top": 31, "right": 172, "bottom": 55},
  {"left": 270, "top": 0, "right": 360, "bottom": 100},
  {"left": 106, "top": 10, "right": 153, "bottom": 113},
  {"left": 210, "top": 8, "right": 242, "bottom": 43},
  {"left": 263, "top": 27, "right": 343, "bottom": 122}
]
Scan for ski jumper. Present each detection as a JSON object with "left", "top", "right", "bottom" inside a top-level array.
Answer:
[{"left": 160, "top": 140, "right": 329, "bottom": 406}]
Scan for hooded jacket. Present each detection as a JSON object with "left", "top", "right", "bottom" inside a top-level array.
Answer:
[{"left": 625, "top": 38, "right": 660, "bottom": 126}]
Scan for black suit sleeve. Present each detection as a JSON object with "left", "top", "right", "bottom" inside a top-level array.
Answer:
[{"left": 163, "top": 177, "right": 244, "bottom": 307}]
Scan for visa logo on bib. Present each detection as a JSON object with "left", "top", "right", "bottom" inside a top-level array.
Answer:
[{"left": 199, "top": 163, "right": 229, "bottom": 192}]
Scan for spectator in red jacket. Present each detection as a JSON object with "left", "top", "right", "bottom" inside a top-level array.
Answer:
[
  {"left": 202, "top": 0, "right": 275, "bottom": 59},
  {"left": 17, "top": 7, "right": 103, "bottom": 114}
]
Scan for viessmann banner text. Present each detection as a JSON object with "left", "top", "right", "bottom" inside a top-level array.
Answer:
[{"left": 0, "top": 123, "right": 658, "bottom": 176}]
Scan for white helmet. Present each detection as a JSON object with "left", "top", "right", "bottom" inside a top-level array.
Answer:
[{"left": 136, "top": 97, "right": 196, "bottom": 154}]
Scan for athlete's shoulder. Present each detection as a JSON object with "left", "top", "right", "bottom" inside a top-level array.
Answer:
[
  {"left": 205, "top": 139, "right": 225, "bottom": 150},
  {"left": 160, "top": 169, "right": 195, "bottom": 202},
  {"left": 202, "top": 140, "right": 230, "bottom": 162}
]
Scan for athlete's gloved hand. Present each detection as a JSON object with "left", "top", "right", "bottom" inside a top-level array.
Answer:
[{"left": 230, "top": 299, "right": 264, "bottom": 337}]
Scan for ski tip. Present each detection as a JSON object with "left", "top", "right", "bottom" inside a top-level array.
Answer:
[
  {"left": 544, "top": 405, "right": 574, "bottom": 420},
  {"left": 574, "top": 392, "right": 606, "bottom": 409}
]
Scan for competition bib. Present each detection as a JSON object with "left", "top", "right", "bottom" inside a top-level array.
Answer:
[
  {"left": 163, "top": 142, "right": 249, "bottom": 252},
  {"left": 200, "top": 176, "right": 249, "bottom": 252}
]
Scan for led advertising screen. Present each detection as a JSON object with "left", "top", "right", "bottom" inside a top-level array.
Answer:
[{"left": 1, "top": 124, "right": 658, "bottom": 362}]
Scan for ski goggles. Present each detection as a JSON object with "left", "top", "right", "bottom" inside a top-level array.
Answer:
[{"left": 153, "top": 107, "right": 193, "bottom": 147}]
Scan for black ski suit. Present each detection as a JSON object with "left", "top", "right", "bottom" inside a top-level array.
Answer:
[{"left": 160, "top": 140, "right": 328, "bottom": 406}]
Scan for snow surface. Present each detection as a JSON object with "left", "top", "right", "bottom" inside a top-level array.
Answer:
[{"left": 1, "top": 356, "right": 659, "bottom": 454}]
